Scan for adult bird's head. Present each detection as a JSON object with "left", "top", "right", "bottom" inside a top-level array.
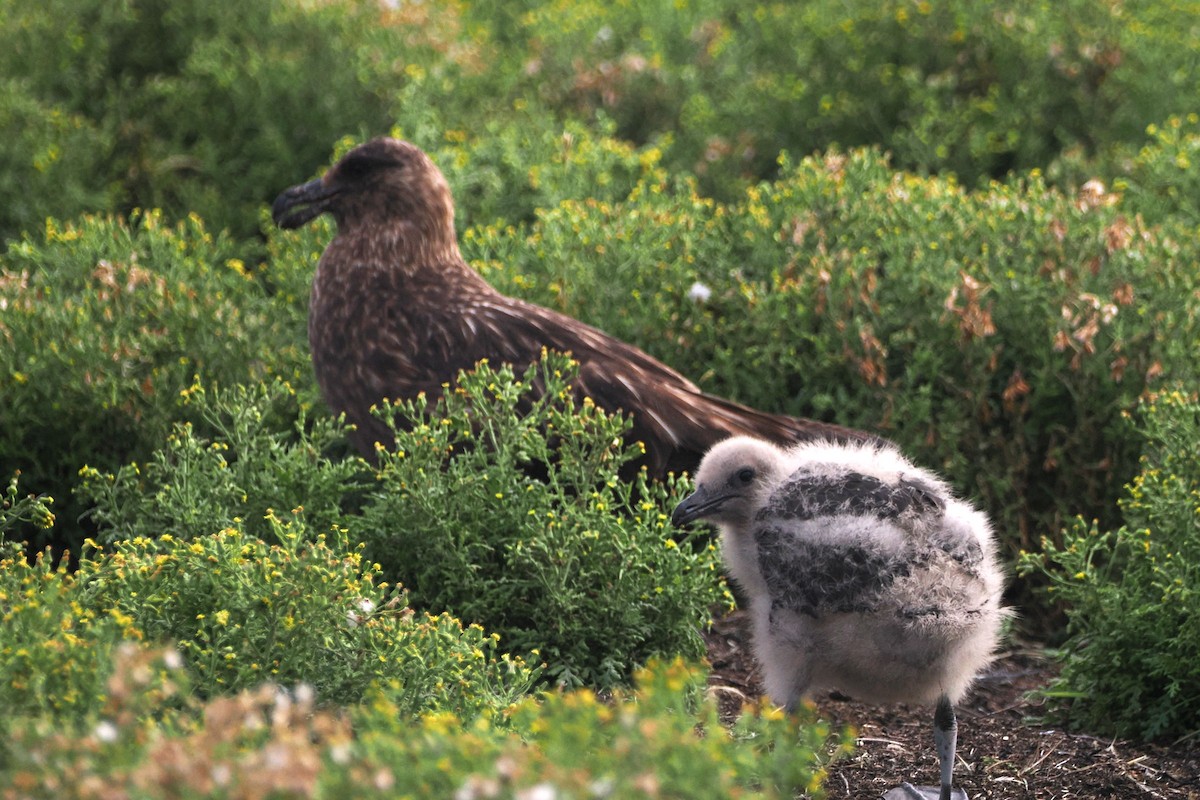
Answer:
[
  {"left": 271, "top": 137, "right": 457, "bottom": 251},
  {"left": 671, "top": 436, "right": 789, "bottom": 528}
]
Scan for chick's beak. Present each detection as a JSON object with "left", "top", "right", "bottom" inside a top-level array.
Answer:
[{"left": 671, "top": 484, "right": 727, "bottom": 527}]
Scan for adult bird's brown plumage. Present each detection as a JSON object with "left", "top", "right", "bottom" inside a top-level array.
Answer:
[{"left": 271, "top": 137, "right": 874, "bottom": 476}]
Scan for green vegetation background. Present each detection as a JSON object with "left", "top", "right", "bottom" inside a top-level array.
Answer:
[{"left": 1, "top": 0, "right": 1198, "bottom": 791}]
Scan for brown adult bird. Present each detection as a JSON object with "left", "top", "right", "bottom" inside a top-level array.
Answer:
[{"left": 271, "top": 137, "right": 873, "bottom": 475}]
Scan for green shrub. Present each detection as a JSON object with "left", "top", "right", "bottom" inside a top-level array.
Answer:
[
  {"left": 1018, "top": 391, "right": 1200, "bottom": 741},
  {"left": 0, "top": 653, "right": 847, "bottom": 799},
  {"left": 1112, "top": 113, "right": 1200, "bottom": 226},
  {"left": 76, "top": 356, "right": 726, "bottom": 690},
  {"left": 493, "top": 0, "right": 1197, "bottom": 197},
  {"left": 347, "top": 657, "right": 848, "bottom": 799},
  {"left": 0, "top": 0, "right": 409, "bottom": 243},
  {"left": 0, "top": 80, "right": 118, "bottom": 242},
  {"left": 422, "top": 116, "right": 668, "bottom": 233},
  {"left": 1, "top": 523, "right": 535, "bottom": 725},
  {"left": 0, "top": 211, "right": 308, "bottom": 552},
  {"left": 1, "top": 473, "right": 56, "bottom": 536},
  {"left": 78, "top": 378, "right": 365, "bottom": 546},
  {"left": 77, "top": 523, "right": 536, "bottom": 716},
  {"left": 469, "top": 149, "right": 1200, "bottom": 599},
  {"left": 357, "top": 354, "right": 727, "bottom": 688},
  {"left": 7, "top": 0, "right": 1200, "bottom": 246},
  {"left": 0, "top": 542, "right": 140, "bottom": 722}
]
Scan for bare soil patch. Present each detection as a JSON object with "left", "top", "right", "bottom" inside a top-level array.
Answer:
[{"left": 704, "top": 610, "right": 1200, "bottom": 799}]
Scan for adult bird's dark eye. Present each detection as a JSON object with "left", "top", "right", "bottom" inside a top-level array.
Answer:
[
  {"left": 339, "top": 158, "right": 370, "bottom": 180},
  {"left": 737, "top": 468, "right": 755, "bottom": 484}
]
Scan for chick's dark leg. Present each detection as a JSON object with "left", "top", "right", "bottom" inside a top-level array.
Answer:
[
  {"left": 932, "top": 694, "right": 962, "bottom": 800},
  {"left": 881, "top": 695, "right": 966, "bottom": 800}
]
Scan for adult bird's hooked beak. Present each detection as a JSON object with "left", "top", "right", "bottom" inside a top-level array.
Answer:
[
  {"left": 671, "top": 484, "right": 733, "bottom": 527},
  {"left": 272, "top": 177, "right": 339, "bottom": 229}
]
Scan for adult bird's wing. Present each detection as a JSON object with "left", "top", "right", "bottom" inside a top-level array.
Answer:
[
  {"left": 329, "top": 262, "right": 873, "bottom": 474},
  {"left": 464, "top": 293, "right": 870, "bottom": 475}
]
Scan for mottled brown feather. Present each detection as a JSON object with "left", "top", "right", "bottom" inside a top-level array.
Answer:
[{"left": 272, "top": 137, "right": 876, "bottom": 476}]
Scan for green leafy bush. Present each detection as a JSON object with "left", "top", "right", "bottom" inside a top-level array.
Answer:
[
  {"left": 489, "top": 0, "right": 1198, "bottom": 197},
  {"left": 347, "top": 657, "right": 847, "bottom": 799},
  {"left": 0, "top": 528, "right": 535, "bottom": 727},
  {"left": 0, "top": 211, "right": 308, "bottom": 552},
  {"left": 78, "top": 378, "right": 365, "bottom": 546},
  {"left": 0, "top": 653, "right": 847, "bottom": 799},
  {"left": 1112, "top": 113, "right": 1200, "bottom": 226},
  {"left": 358, "top": 354, "right": 727, "bottom": 688},
  {"left": 422, "top": 116, "right": 668, "bottom": 233},
  {"left": 1018, "top": 391, "right": 1200, "bottom": 741},
  {"left": 0, "top": 542, "right": 140, "bottom": 722},
  {"left": 0, "top": 80, "right": 118, "bottom": 241},
  {"left": 1, "top": 473, "right": 55, "bottom": 536},
  {"left": 77, "top": 356, "right": 726, "bottom": 690},
  {"left": 6, "top": 0, "right": 1200, "bottom": 245},
  {"left": 0, "top": 0, "right": 408, "bottom": 243},
  {"left": 77, "top": 523, "right": 536, "bottom": 716},
  {"left": 470, "top": 149, "right": 1200, "bottom": 591}
]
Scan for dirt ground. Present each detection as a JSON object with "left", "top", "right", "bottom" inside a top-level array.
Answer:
[{"left": 704, "top": 611, "right": 1200, "bottom": 799}]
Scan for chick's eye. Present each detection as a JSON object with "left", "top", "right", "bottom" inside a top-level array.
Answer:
[{"left": 736, "top": 468, "right": 755, "bottom": 485}]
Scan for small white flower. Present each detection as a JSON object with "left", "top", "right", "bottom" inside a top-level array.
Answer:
[
  {"left": 373, "top": 769, "right": 395, "bottom": 791},
  {"left": 211, "top": 764, "right": 233, "bottom": 787},
  {"left": 348, "top": 597, "right": 376, "bottom": 627},
  {"left": 687, "top": 281, "right": 712, "bottom": 303},
  {"left": 455, "top": 776, "right": 502, "bottom": 800},
  {"left": 263, "top": 742, "right": 290, "bottom": 769},
  {"left": 589, "top": 777, "right": 616, "bottom": 797},
  {"left": 162, "top": 648, "right": 184, "bottom": 670},
  {"left": 495, "top": 755, "right": 518, "bottom": 779},
  {"left": 330, "top": 742, "right": 352, "bottom": 765},
  {"left": 93, "top": 720, "right": 119, "bottom": 743},
  {"left": 293, "top": 683, "right": 315, "bottom": 705},
  {"left": 517, "top": 784, "right": 558, "bottom": 800}
]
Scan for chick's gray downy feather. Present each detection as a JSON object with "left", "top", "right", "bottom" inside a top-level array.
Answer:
[{"left": 673, "top": 436, "right": 1009, "bottom": 800}]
